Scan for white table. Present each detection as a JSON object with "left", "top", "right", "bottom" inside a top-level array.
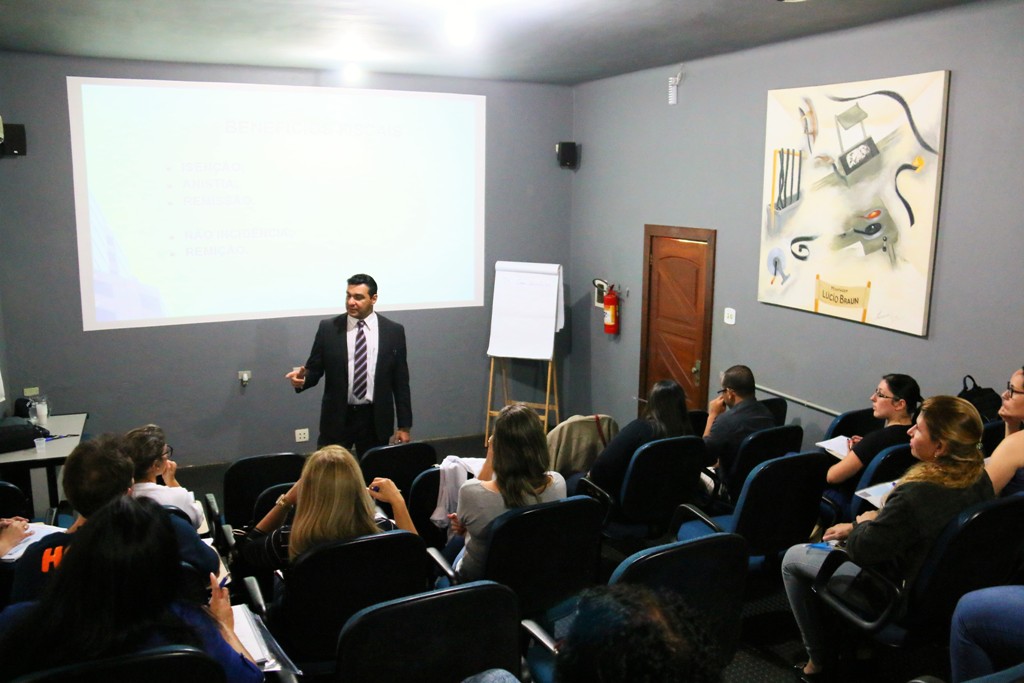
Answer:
[{"left": 0, "top": 413, "right": 87, "bottom": 509}]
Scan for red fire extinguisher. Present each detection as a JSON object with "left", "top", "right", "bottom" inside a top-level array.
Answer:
[{"left": 603, "top": 285, "right": 620, "bottom": 335}]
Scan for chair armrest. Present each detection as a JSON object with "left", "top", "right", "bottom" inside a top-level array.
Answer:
[
  {"left": 268, "top": 670, "right": 300, "bottom": 683},
  {"left": 576, "top": 476, "right": 613, "bottom": 524},
  {"left": 670, "top": 503, "right": 723, "bottom": 534},
  {"left": 521, "top": 618, "right": 559, "bottom": 655},
  {"left": 222, "top": 524, "right": 237, "bottom": 553},
  {"left": 701, "top": 467, "right": 724, "bottom": 501},
  {"left": 243, "top": 575, "right": 268, "bottom": 618},
  {"left": 426, "top": 547, "right": 458, "bottom": 584},
  {"left": 820, "top": 495, "right": 841, "bottom": 523},
  {"left": 44, "top": 506, "right": 57, "bottom": 526},
  {"left": 811, "top": 548, "right": 902, "bottom": 633}
]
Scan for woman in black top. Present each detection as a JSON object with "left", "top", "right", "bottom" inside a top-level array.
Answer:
[
  {"left": 823, "top": 373, "right": 922, "bottom": 512},
  {"left": 586, "top": 379, "right": 693, "bottom": 499}
]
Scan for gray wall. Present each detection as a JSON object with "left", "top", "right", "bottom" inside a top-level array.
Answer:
[
  {"left": 1, "top": 0, "right": 1020, "bottom": 468},
  {"left": 565, "top": 0, "right": 1024, "bottom": 446},
  {"left": 0, "top": 53, "right": 573, "bottom": 463}
]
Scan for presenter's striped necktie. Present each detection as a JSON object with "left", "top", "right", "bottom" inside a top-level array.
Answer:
[{"left": 353, "top": 320, "right": 368, "bottom": 400}]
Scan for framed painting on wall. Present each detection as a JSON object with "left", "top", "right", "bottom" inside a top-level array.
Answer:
[{"left": 756, "top": 70, "right": 949, "bottom": 336}]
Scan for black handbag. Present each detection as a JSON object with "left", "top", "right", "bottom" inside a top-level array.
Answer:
[
  {"left": 958, "top": 375, "right": 1003, "bottom": 423},
  {"left": 0, "top": 419, "right": 51, "bottom": 454}
]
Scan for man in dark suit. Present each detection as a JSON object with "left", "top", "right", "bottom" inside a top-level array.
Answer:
[{"left": 287, "top": 274, "right": 413, "bottom": 453}]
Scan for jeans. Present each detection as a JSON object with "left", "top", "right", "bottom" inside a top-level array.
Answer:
[
  {"left": 781, "top": 544, "right": 862, "bottom": 667},
  {"left": 950, "top": 585, "right": 1024, "bottom": 683}
]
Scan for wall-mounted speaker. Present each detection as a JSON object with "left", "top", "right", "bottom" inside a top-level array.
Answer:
[
  {"left": 0, "top": 124, "right": 27, "bottom": 157},
  {"left": 556, "top": 142, "right": 579, "bottom": 169}
]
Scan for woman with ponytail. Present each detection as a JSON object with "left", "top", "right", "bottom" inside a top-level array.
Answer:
[
  {"left": 823, "top": 373, "right": 922, "bottom": 512},
  {"left": 784, "top": 396, "right": 993, "bottom": 682}
]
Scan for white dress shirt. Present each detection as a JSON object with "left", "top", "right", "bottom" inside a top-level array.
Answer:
[{"left": 347, "top": 311, "right": 378, "bottom": 405}]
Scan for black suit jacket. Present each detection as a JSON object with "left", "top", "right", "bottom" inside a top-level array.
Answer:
[{"left": 299, "top": 313, "right": 413, "bottom": 446}]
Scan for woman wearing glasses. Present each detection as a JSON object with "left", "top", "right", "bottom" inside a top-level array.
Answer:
[
  {"left": 984, "top": 367, "right": 1024, "bottom": 495},
  {"left": 124, "top": 424, "right": 203, "bottom": 529},
  {"left": 822, "top": 374, "right": 922, "bottom": 516}
]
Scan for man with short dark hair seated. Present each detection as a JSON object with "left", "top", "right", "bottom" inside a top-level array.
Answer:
[
  {"left": 10, "top": 434, "right": 218, "bottom": 602},
  {"left": 703, "top": 364, "right": 776, "bottom": 476}
]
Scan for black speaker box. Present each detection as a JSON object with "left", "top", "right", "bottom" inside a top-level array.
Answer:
[
  {"left": 0, "top": 124, "right": 27, "bottom": 157},
  {"left": 556, "top": 142, "right": 579, "bottom": 169}
]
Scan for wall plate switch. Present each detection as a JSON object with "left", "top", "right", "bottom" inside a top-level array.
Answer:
[
  {"left": 295, "top": 428, "right": 309, "bottom": 443},
  {"left": 724, "top": 307, "right": 736, "bottom": 325}
]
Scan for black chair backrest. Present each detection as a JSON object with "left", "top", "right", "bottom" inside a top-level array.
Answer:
[
  {"left": 901, "top": 493, "right": 1024, "bottom": 642},
  {"left": 0, "top": 480, "right": 30, "bottom": 518},
  {"left": 729, "top": 424, "right": 804, "bottom": 500},
  {"left": 359, "top": 441, "right": 438, "bottom": 495},
  {"left": 982, "top": 419, "right": 1005, "bottom": 458},
  {"left": 336, "top": 581, "right": 521, "bottom": 682},
  {"left": 848, "top": 444, "right": 915, "bottom": 519},
  {"left": 484, "top": 495, "right": 603, "bottom": 618},
  {"left": 11, "top": 645, "right": 226, "bottom": 683},
  {"left": 273, "top": 529, "right": 430, "bottom": 664},
  {"left": 687, "top": 409, "right": 709, "bottom": 436},
  {"left": 824, "top": 408, "right": 884, "bottom": 440},
  {"left": 250, "top": 482, "right": 296, "bottom": 527},
  {"left": 617, "top": 436, "right": 708, "bottom": 526},
  {"left": 222, "top": 452, "right": 306, "bottom": 528},
  {"left": 609, "top": 532, "right": 748, "bottom": 663},
  {"left": 732, "top": 451, "right": 831, "bottom": 557},
  {"left": 760, "top": 397, "right": 788, "bottom": 427},
  {"left": 408, "top": 466, "right": 447, "bottom": 549}
]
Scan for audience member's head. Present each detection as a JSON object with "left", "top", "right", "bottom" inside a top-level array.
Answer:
[
  {"left": 290, "top": 445, "right": 378, "bottom": 559},
  {"left": 123, "top": 423, "right": 169, "bottom": 481},
  {"left": 1000, "top": 366, "right": 1024, "bottom": 429},
  {"left": 645, "top": 379, "right": 691, "bottom": 438},
  {"left": 904, "top": 396, "right": 985, "bottom": 489},
  {"left": 61, "top": 434, "right": 134, "bottom": 517},
  {"left": 555, "top": 583, "right": 722, "bottom": 683},
  {"left": 721, "top": 365, "right": 756, "bottom": 400},
  {"left": 492, "top": 403, "right": 551, "bottom": 508},
  {"left": 0, "top": 496, "right": 199, "bottom": 676},
  {"left": 879, "top": 373, "right": 923, "bottom": 420}
]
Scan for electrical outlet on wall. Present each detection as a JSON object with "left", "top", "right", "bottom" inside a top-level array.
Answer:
[{"left": 295, "top": 428, "right": 309, "bottom": 443}]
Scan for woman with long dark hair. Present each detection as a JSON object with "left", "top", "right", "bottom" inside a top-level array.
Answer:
[
  {"left": 0, "top": 496, "right": 262, "bottom": 682},
  {"left": 783, "top": 396, "right": 993, "bottom": 682},
  {"left": 124, "top": 423, "right": 203, "bottom": 529},
  {"left": 449, "top": 403, "right": 566, "bottom": 581},
  {"left": 585, "top": 379, "right": 693, "bottom": 498},
  {"left": 823, "top": 373, "right": 922, "bottom": 512}
]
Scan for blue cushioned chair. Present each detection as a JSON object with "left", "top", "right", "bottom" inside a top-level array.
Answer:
[
  {"left": 677, "top": 451, "right": 831, "bottom": 570},
  {"left": 813, "top": 493, "right": 1024, "bottom": 649},
  {"left": 724, "top": 424, "right": 804, "bottom": 503},
  {"left": 824, "top": 408, "right": 884, "bottom": 441}
]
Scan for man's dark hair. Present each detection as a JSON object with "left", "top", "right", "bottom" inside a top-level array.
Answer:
[
  {"left": 347, "top": 273, "right": 378, "bottom": 297},
  {"left": 722, "top": 364, "right": 756, "bottom": 399},
  {"left": 61, "top": 433, "right": 134, "bottom": 516},
  {"left": 555, "top": 583, "right": 723, "bottom": 683}
]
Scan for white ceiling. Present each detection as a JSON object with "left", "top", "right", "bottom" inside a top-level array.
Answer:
[{"left": 0, "top": 0, "right": 988, "bottom": 85}]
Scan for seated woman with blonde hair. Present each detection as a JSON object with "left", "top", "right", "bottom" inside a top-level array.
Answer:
[
  {"left": 448, "top": 403, "right": 566, "bottom": 582},
  {"left": 783, "top": 396, "right": 994, "bottom": 682},
  {"left": 236, "top": 445, "right": 415, "bottom": 569}
]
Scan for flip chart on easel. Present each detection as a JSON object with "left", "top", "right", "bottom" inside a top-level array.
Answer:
[{"left": 486, "top": 261, "right": 564, "bottom": 360}]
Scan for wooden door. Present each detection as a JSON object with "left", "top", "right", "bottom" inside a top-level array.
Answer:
[{"left": 639, "top": 225, "right": 716, "bottom": 412}]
